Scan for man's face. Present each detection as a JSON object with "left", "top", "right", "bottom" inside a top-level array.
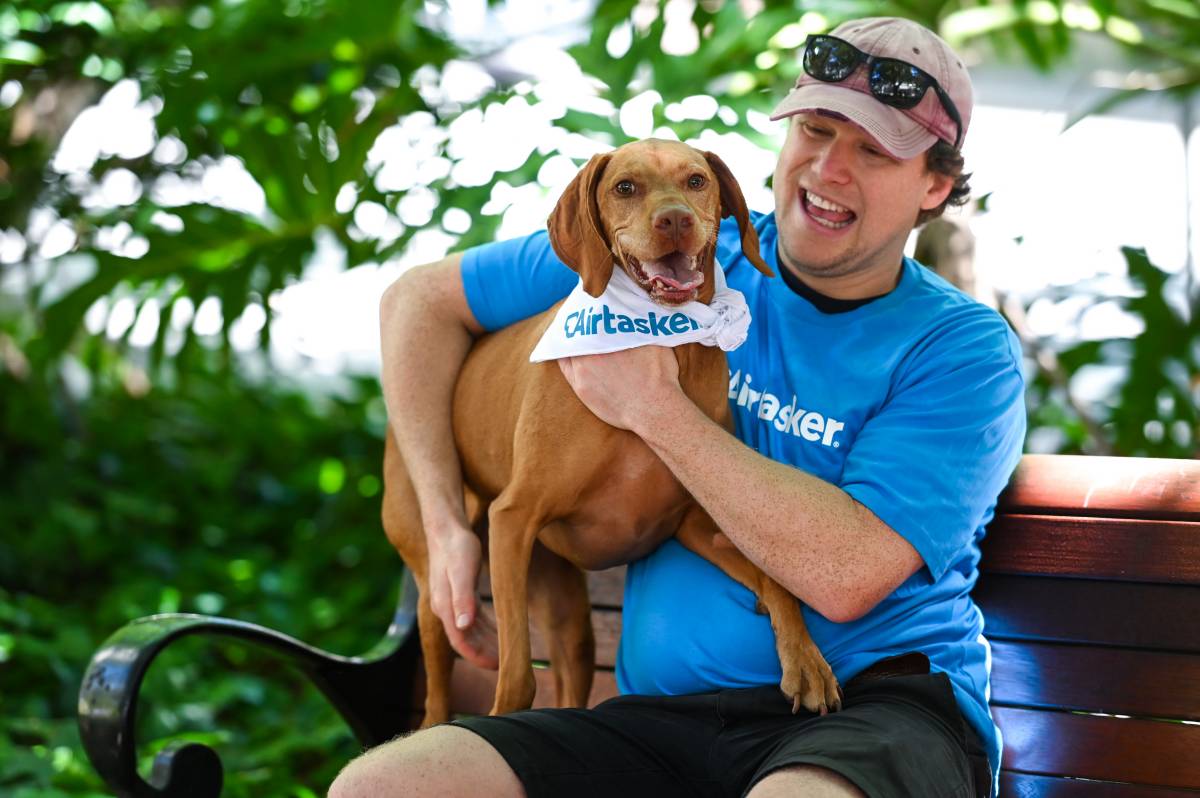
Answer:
[{"left": 771, "top": 112, "right": 953, "bottom": 294}]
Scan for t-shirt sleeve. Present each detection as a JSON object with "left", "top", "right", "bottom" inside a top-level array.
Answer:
[
  {"left": 460, "top": 229, "right": 578, "bottom": 331},
  {"left": 840, "top": 313, "right": 1027, "bottom": 581}
]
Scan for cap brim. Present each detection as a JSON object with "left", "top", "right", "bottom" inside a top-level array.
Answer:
[{"left": 770, "top": 83, "right": 937, "bottom": 160}]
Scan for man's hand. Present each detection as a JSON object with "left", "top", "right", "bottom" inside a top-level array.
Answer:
[
  {"left": 557, "top": 346, "right": 682, "bottom": 433},
  {"left": 426, "top": 524, "right": 499, "bottom": 670}
]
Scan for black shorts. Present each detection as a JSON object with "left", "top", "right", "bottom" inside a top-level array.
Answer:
[{"left": 450, "top": 655, "right": 991, "bottom": 798}]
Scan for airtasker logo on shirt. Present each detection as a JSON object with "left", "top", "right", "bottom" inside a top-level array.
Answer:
[
  {"left": 729, "top": 370, "right": 846, "bottom": 448},
  {"left": 565, "top": 304, "right": 701, "bottom": 338}
]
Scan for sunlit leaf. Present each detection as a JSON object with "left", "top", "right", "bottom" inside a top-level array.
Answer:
[{"left": 0, "top": 39, "right": 44, "bottom": 64}]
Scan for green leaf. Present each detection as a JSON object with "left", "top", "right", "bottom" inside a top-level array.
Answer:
[
  {"left": 48, "top": 2, "right": 115, "bottom": 34},
  {"left": 0, "top": 40, "right": 44, "bottom": 65}
]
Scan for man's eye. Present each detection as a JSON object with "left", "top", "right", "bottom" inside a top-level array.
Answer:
[
  {"left": 615, "top": 180, "right": 636, "bottom": 195},
  {"left": 687, "top": 174, "right": 707, "bottom": 190},
  {"left": 802, "top": 123, "right": 830, "bottom": 137}
]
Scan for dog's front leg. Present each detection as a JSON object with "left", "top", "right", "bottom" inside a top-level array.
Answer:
[
  {"left": 486, "top": 491, "right": 541, "bottom": 715},
  {"left": 674, "top": 504, "right": 842, "bottom": 715}
]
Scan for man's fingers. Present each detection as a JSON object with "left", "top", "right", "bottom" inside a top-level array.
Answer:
[
  {"left": 464, "top": 604, "right": 499, "bottom": 669},
  {"left": 424, "top": 527, "right": 493, "bottom": 665},
  {"left": 446, "top": 603, "right": 499, "bottom": 670},
  {"left": 557, "top": 357, "right": 574, "bottom": 382},
  {"left": 431, "top": 571, "right": 457, "bottom": 618},
  {"left": 449, "top": 570, "right": 477, "bottom": 630}
]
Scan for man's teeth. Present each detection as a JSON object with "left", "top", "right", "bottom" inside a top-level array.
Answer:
[{"left": 806, "top": 191, "right": 850, "bottom": 213}]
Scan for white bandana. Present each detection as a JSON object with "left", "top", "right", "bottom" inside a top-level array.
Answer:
[{"left": 529, "top": 261, "right": 751, "bottom": 363}]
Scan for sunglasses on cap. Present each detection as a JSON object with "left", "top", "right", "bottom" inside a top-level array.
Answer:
[{"left": 802, "top": 34, "right": 963, "bottom": 150}]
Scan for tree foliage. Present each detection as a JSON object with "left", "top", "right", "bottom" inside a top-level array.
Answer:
[
  {"left": 3, "top": 0, "right": 1197, "bottom": 374},
  {"left": 1, "top": 0, "right": 1197, "bottom": 795}
]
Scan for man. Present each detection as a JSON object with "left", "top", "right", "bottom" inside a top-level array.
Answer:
[{"left": 331, "top": 16, "right": 1024, "bottom": 798}]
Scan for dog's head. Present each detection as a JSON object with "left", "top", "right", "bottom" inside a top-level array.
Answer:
[{"left": 547, "top": 139, "right": 774, "bottom": 306}]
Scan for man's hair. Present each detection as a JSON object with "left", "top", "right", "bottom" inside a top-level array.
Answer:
[{"left": 917, "top": 140, "right": 971, "bottom": 227}]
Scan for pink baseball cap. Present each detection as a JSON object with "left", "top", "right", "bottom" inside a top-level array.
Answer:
[{"left": 770, "top": 17, "right": 973, "bottom": 159}]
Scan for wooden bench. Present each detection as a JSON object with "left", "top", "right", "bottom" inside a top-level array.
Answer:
[{"left": 78, "top": 454, "right": 1200, "bottom": 797}]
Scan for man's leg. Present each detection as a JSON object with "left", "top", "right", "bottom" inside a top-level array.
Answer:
[
  {"left": 329, "top": 691, "right": 724, "bottom": 798},
  {"left": 723, "top": 669, "right": 983, "bottom": 798},
  {"left": 747, "top": 765, "right": 865, "bottom": 798},
  {"left": 327, "top": 725, "right": 525, "bottom": 798}
]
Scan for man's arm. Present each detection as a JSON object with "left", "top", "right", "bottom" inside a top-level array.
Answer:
[
  {"left": 558, "top": 348, "right": 923, "bottom": 623},
  {"left": 379, "top": 253, "right": 498, "bottom": 667}
]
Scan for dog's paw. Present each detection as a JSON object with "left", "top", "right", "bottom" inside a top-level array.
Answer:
[{"left": 780, "top": 650, "right": 842, "bottom": 716}]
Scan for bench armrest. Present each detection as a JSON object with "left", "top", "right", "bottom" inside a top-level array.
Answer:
[{"left": 78, "top": 570, "right": 421, "bottom": 798}]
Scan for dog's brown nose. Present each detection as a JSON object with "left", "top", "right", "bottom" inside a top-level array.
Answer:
[{"left": 653, "top": 206, "right": 694, "bottom": 241}]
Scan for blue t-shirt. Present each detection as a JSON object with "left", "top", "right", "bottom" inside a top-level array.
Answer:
[{"left": 461, "top": 211, "right": 1026, "bottom": 795}]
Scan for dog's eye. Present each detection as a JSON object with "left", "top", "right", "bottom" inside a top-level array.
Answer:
[
  {"left": 615, "top": 180, "right": 635, "bottom": 196},
  {"left": 687, "top": 174, "right": 707, "bottom": 190}
]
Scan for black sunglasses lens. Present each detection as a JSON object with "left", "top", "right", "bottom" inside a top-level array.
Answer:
[
  {"left": 805, "top": 36, "right": 860, "bottom": 82},
  {"left": 869, "top": 59, "right": 929, "bottom": 108}
]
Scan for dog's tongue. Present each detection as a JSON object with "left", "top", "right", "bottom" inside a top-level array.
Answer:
[{"left": 643, "top": 252, "right": 704, "bottom": 290}]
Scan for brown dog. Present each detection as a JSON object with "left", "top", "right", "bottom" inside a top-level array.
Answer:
[{"left": 382, "top": 139, "right": 840, "bottom": 726}]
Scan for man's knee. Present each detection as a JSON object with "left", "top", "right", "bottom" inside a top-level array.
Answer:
[
  {"left": 747, "top": 764, "right": 866, "bottom": 798},
  {"left": 328, "top": 724, "right": 525, "bottom": 798}
]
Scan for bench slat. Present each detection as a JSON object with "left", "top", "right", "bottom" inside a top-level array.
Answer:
[
  {"left": 519, "top": 579, "right": 1200, "bottom": 670},
  {"left": 584, "top": 567, "right": 625, "bottom": 607},
  {"left": 982, "top": 515, "right": 1200, "bottom": 583},
  {"left": 480, "top": 567, "right": 626, "bottom": 607},
  {"left": 528, "top": 605, "right": 621, "bottom": 668},
  {"left": 530, "top": 666, "right": 620, "bottom": 709},
  {"left": 976, "top": 575, "right": 1200, "bottom": 653},
  {"left": 997, "top": 455, "right": 1200, "bottom": 520},
  {"left": 516, "top": 579, "right": 1200, "bottom": 673},
  {"left": 994, "top": 706, "right": 1200, "bottom": 789},
  {"left": 519, "top": 634, "right": 1200, "bottom": 722},
  {"left": 475, "top": 596, "right": 622, "bottom": 668},
  {"left": 448, "top": 659, "right": 620, "bottom": 715},
  {"left": 446, "top": 639, "right": 1200, "bottom": 726},
  {"left": 999, "top": 771, "right": 1200, "bottom": 797},
  {"left": 990, "top": 640, "right": 1200, "bottom": 721}
]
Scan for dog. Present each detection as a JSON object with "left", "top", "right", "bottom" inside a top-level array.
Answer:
[{"left": 382, "top": 138, "right": 841, "bottom": 726}]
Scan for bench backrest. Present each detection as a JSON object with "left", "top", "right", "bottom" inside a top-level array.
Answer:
[
  {"left": 446, "top": 455, "right": 1200, "bottom": 796},
  {"left": 976, "top": 454, "right": 1200, "bottom": 796}
]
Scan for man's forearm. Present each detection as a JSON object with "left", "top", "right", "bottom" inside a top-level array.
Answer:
[
  {"left": 379, "top": 256, "right": 501, "bottom": 664},
  {"left": 379, "top": 256, "right": 476, "bottom": 537},
  {"left": 635, "top": 393, "right": 921, "bottom": 623}
]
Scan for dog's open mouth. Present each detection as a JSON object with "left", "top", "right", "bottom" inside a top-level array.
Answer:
[{"left": 627, "top": 251, "right": 704, "bottom": 305}]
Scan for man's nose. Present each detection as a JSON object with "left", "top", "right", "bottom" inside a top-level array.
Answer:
[
  {"left": 813, "top": 142, "right": 852, "bottom": 184},
  {"left": 653, "top": 205, "right": 695, "bottom": 241}
]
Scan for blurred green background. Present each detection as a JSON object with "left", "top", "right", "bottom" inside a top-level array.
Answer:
[{"left": 1, "top": 0, "right": 1197, "bottom": 795}]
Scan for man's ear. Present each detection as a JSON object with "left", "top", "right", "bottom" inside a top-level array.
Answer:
[
  {"left": 921, "top": 170, "right": 955, "bottom": 212},
  {"left": 547, "top": 152, "right": 614, "bottom": 297},
  {"left": 704, "top": 150, "right": 774, "bottom": 278}
]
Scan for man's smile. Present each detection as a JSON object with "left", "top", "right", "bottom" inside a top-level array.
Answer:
[{"left": 800, "top": 188, "right": 857, "bottom": 232}]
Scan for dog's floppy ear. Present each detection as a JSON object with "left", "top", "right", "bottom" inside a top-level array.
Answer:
[
  {"left": 548, "top": 152, "right": 614, "bottom": 297},
  {"left": 704, "top": 151, "right": 774, "bottom": 278}
]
